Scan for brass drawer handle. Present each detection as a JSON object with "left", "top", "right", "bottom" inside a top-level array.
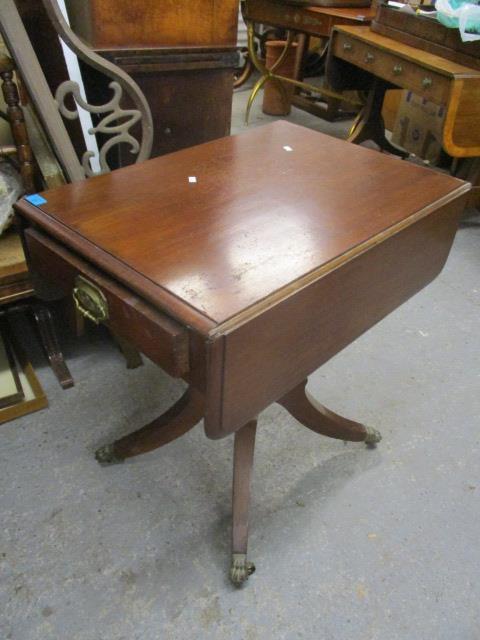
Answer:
[
  {"left": 365, "top": 52, "right": 375, "bottom": 63},
  {"left": 73, "top": 275, "right": 109, "bottom": 324},
  {"left": 422, "top": 77, "right": 433, "bottom": 89},
  {"left": 343, "top": 41, "right": 353, "bottom": 52},
  {"left": 393, "top": 64, "right": 403, "bottom": 75}
]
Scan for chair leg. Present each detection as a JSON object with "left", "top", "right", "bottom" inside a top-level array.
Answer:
[
  {"left": 230, "top": 419, "right": 257, "bottom": 586},
  {"left": 31, "top": 303, "right": 74, "bottom": 389},
  {"left": 278, "top": 379, "right": 381, "bottom": 445}
]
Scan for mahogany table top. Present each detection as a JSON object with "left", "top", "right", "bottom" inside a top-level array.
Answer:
[{"left": 19, "top": 121, "right": 466, "bottom": 332}]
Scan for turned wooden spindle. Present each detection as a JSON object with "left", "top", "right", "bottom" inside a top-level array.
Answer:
[{"left": 0, "top": 54, "right": 35, "bottom": 193}]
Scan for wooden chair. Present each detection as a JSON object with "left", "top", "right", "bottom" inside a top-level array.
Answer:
[
  {"left": 0, "top": 54, "right": 73, "bottom": 388},
  {"left": 0, "top": 0, "right": 155, "bottom": 381}
]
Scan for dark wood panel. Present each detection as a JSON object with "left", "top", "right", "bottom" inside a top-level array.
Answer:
[
  {"left": 94, "top": 48, "right": 236, "bottom": 161},
  {"left": 25, "top": 228, "right": 189, "bottom": 378},
  {"left": 204, "top": 195, "right": 468, "bottom": 437},
  {"left": 133, "top": 68, "right": 233, "bottom": 158},
  {"left": 86, "top": 47, "right": 236, "bottom": 164}
]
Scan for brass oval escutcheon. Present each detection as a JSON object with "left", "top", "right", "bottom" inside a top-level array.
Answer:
[
  {"left": 73, "top": 275, "right": 109, "bottom": 324},
  {"left": 422, "top": 77, "right": 433, "bottom": 89},
  {"left": 393, "top": 64, "right": 403, "bottom": 75}
]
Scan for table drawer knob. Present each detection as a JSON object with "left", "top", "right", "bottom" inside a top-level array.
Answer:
[
  {"left": 73, "top": 275, "right": 109, "bottom": 324},
  {"left": 343, "top": 41, "right": 353, "bottom": 52},
  {"left": 422, "top": 77, "right": 433, "bottom": 89},
  {"left": 393, "top": 64, "right": 403, "bottom": 75},
  {"left": 365, "top": 52, "right": 375, "bottom": 63}
]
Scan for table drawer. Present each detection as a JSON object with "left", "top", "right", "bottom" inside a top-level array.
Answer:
[
  {"left": 24, "top": 228, "right": 189, "bottom": 378},
  {"left": 333, "top": 31, "right": 450, "bottom": 104}
]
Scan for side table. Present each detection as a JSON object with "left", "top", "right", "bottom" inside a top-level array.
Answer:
[{"left": 15, "top": 121, "right": 470, "bottom": 584}]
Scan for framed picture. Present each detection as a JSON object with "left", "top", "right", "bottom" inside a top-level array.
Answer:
[
  {"left": 0, "top": 321, "right": 24, "bottom": 409},
  {"left": 0, "top": 322, "right": 47, "bottom": 425}
]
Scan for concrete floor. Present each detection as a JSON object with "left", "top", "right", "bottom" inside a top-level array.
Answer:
[{"left": 1, "top": 87, "right": 479, "bottom": 640}]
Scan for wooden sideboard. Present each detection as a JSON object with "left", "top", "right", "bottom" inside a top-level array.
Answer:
[{"left": 329, "top": 26, "right": 480, "bottom": 159}]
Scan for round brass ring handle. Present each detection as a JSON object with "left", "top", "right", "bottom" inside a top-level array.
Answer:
[
  {"left": 393, "top": 64, "right": 403, "bottom": 75},
  {"left": 365, "top": 52, "right": 375, "bottom": 63},
  {"left": 422, "top": 77, "right": 433, "bottom": 89}
]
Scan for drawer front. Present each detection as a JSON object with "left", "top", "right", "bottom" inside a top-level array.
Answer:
[
  {"left": 25, "top": 228, "right": 189, "bottom": 378},
  {"left": 333, "top": 32, "right": 450, "bottom": 104}
]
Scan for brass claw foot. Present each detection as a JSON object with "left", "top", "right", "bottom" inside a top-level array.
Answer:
[
  {"left": 229, "top": 553, "right": 256, "bottom": 587},
  {"left": 95, "top": 444, "right": 124, "bottom": 465},
  {"left": 364, "top": 426, "right": 382, "bottom": 447}
]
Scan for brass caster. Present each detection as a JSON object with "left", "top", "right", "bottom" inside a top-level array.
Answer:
[
  {"left": 364, "top": 426, "right": 382, "bottom": 448},
  {"left": 95, "top": 444, "right": 124, "bottom": 465},
  {"left": 229, "top": 553, "right": 255, "bottom": 587}
]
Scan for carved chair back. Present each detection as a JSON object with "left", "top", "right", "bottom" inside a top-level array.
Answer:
[{"left": 0, "top": 0, "right": 153, "bottom": 183}]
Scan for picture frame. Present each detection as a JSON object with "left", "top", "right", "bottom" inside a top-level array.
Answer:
[{"left": 0, "top": 322, "right": 47, "bottom": 424}]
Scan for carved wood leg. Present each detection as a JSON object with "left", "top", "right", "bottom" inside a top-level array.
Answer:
[
  {"left": 31, "top": 303, "right": 74, "bottom": 389},
  {"left": 230, "top": 419, "right": 257, "bottom": 586},
  {"left": 348, "top": 78, "right": 408, "bottom": 158},
  {"left": 277, "top": 380, "right": 381, "bottom": 445},
  {"left": 95, "top": 387, "right": 204, "bottom": 464}
]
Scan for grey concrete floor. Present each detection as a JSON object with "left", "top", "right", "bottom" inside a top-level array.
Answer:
[{"left": 1, "top": 87, "right": 479, "bottom": 640}]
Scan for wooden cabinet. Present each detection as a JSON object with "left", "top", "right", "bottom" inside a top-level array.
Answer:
[
  {"left": 66, "top": 0, "right": 239, "bottom": 159},
  {"left": 95, "top": 47, "right": 237, "bottom": 160},
  {"left": 18, "top": 0, "right": 238, "bottom": 162}
]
